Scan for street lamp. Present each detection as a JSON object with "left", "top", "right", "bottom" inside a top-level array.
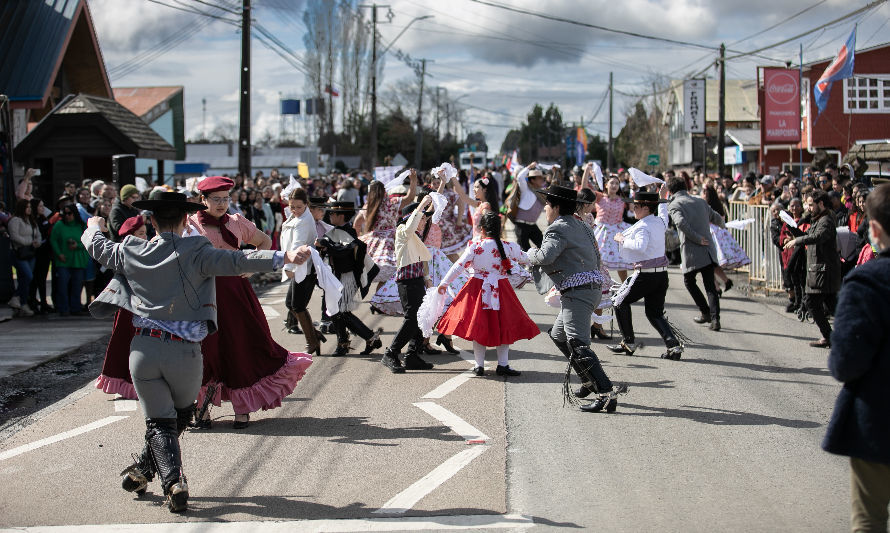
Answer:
[{"left": 369, "top": 14, "right": 433, "bottom": 168}]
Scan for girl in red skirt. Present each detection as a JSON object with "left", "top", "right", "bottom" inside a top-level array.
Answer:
[{"left": 436, "top": 212, "right": 538, "bottom": 376}]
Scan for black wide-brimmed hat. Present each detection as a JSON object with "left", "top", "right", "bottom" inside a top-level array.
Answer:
[
  {"left": 623, "top": 191, "right": 669, "bottom": 204},
  {"left": 536, "top": 184, "right": 591, "bottom": 204},
  {"left": 323, "top": 201, "right": 357, "bottom": 212},
  {"left": 133, "top": 191, "right": 206, "bottom": 212},
  {"left": 399, "top": 201, "right": 435, "bottom": 222},
  {"left": 309, "top": 196, "right": 330, "bottom": 207}
]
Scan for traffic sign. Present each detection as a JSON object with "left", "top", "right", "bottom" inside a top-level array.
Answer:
[{"left": 647, "top": 154, "right": 660, "bottom": 166}]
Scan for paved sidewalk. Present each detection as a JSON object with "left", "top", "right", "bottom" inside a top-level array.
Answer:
[{"left": 0, "top": 312, "right": 112, "bottom": 378}]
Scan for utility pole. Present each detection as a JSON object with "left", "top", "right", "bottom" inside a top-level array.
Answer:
[
  {"left": 414, "top": 59, "right": 430, "bottom": 169},
  {"left": 359, "top": 4, "right": 389, "bottom": 169},
  {"left": 717, "top": 43, "right": 726, "bottom": 180},
  {"left": 445, "top": 102, "right": 451, "bottom": 141},
  {"left": 607, "top": 71, "right": 614, "bottom": 171},
  {"left": 202, "top": 97, "right": 207, "bottom": 140},
  {"left": 238, "top": 0, "right": 251, "bottom": 178},
  {"left": 435, "top": 87, "right": 441, "bottom": 151}
]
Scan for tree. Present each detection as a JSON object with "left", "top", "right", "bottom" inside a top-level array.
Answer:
[{"left": 586, "top": 134, "right": 607, "bottom": 164}]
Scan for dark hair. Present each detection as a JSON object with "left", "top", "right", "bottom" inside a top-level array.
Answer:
[
  {"left": 481, "top": 212, "right": 510, "bottom": 275},
  {"left": 14, "top": 198, "right": 37, "bottom": 226},
  {"left": 477, "top": 178, "right": 500, "bottom": 212},
  {"left": 866, "top": 183, "right": 890, "bottom": 235},
  {"left": 666, "top": 176, "right": 687, "bottom": 194},
  {"left": 363, "top": 180, "right": 385, "bottom": 234},
  {"left": 702, "top": 186, "right": 726, "bottom": 219},
  {"left": 290, "top": 187, "right": 308, "bottom": 204},
  {"left": 577, "top": 188, "right": 596, "bottom": 205},
  {"left": 811, "top": 189, "right": 830, "bottom": 208},
  {"left": 152, "top": 207, "right": 188, "bottom": 230}
]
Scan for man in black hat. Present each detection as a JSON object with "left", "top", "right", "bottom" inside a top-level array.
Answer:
[
  {"left": 527, "top": 185, "right": 628, "bottom": 413},
  {"left": 316, "top": 201, "right": 382, "bottom": 357},
  {"left": 608, "top": 188, "right": 685, "bottom": 361},
  {"left": 80, "top": 192, "right": 310, "bottom": 513},
  {"left": 381, "top": 195, "right": 436, "bottom": 373}
]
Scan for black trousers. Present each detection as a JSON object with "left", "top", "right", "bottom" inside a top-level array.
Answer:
[
  {"left": 334, "top": 312, "right": 373, "bottom": 343},
  {"left": 805, "top": 292, "right": 836, "bottom": 340},
  {"left": 389, "top": 277, "right": 426, "bottom": 353},
  {"left": 286, "top": 272, "right": 316, "bottom": 313},
  {"left": 514, "top": 222, "right": 543, "bottom": 252},
  {"left": 614, "top": 271, "right": 679, "bottom": 348},
  {"left": 683, "top": 263, "right": 720, "bottom": 319}
]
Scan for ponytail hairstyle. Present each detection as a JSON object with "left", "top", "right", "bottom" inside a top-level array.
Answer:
[
  {"left": 478, "top": 177, "right": 500, "bottom": 211},
  {"left": 363, "top": 180, "right": 385, "bottom": 234},
  {"left": 577, "top": 188, "right": 596, "bottom": 213},
  {"left": 481, "top": 211, "right": 511, "bottom": 275}
]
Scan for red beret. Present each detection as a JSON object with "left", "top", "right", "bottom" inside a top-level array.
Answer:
[
  {"left": 197, "top": 176, "right": 235, "bottom": 194},
  {"left": 118, "top": 216, "right": 145, "bottom": 238}
]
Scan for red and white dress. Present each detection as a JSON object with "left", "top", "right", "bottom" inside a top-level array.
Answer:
[
  {"left": 439, "top": 190, "right": 472, "bottom": 255},
  {"left": 187, "top": 213, "right": 312, "bottom": 415},
  {"left": 593, "top": 193, "right": 633, "bottom": 270},
  {"left": 436, "top": 238, "right": 538, "bottom": 347},
  {"left": 359, "top": 194, "right": 401, "bottom": 282},
  {"left": 710, "top": 223, "right": 750, "bottom": 270}
]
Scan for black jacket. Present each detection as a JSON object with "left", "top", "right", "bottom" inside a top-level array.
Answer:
[
  {"left": 796, "top": 211, "right": 841, "bottom": 294},
  {"left": 822, "top": 249, "right": 890, "bottom": 464}
]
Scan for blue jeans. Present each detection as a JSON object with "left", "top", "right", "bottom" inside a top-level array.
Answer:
[
  {"left": 55, "top": 266, "right": 85, "bottom": 314},
  {"left": 12, "top": 256, "right": 35, "bottom": 302}
]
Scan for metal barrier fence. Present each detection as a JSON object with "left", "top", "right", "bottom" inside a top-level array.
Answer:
[{"left": 726, "top": 201, "right": 784, "bottom": 294}]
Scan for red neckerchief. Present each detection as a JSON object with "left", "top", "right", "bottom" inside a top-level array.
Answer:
[{"left": 196, "top": 210, "right": 239, "bottom": 249}]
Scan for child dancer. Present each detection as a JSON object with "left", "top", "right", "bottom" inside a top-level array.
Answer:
[{"left": 436, "top": 212, "right": 538, "bottom": 376}]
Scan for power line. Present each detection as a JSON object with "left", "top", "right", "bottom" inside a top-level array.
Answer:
[
  {"left": 728, "top": 0, "right": 829, "bottom": 46},
  {"left": 468, "top": 0, "right": 720, "bottom": 51}
]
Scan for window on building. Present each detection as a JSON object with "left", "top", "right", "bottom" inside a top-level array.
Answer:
[{"left": 844, "top": 75, "right": 890, "bottom": 114}]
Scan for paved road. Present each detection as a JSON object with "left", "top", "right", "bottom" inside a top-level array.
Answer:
[{"left": 0, "top": 267, "right": 849, "bottom": 531}]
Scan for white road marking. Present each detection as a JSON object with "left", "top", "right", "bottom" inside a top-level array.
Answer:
[
  {"left": 422, "top": 373, "right": 473, "bottom": 399},
  {"left": 0, "top": 416, "right": 128, "bottom": 462},
  {"left": 374, "top": 446, "right": 490, "bottom": 514},
  {"left": 0, "top": 513, "right": 534, "bottom": 532},
  {"left": 261, "top": 305, "right": 281, "bottom": 318},
  {"left": 412, "top": 402, "right": 488, "bottom": 442},
  {"left": 454, "top": 349, "right": 475, "bottom": 363},
  {"left": 264, "top": 297, "right": 287, "bottom": 305}
]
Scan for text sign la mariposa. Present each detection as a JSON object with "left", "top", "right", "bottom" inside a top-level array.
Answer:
[
  {"left": 762, "top": 68, "right": 801, "bottom": 143},
  {"left": 683, "top": 79, "right": 706, "bottom": 134}
]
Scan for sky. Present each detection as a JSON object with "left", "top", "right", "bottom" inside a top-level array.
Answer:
[{"left": 88, "top": 0, "right": 890, "bottom": 155}]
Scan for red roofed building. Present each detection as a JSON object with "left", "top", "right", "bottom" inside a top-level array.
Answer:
[{"left": 113, "top": 86, "right": 186, "bottom": 183}]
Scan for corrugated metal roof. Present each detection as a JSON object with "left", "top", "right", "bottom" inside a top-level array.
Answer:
[
  {"left": 727, "top": 128, "right": 761, "bottom": 151},
  {"left": 0, "top": 0, "right": 80, "bottom": 102}
]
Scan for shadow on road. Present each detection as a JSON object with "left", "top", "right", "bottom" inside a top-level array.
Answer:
[
  {"left": 680, "top": 357, "right": 830, "bottom": 377},
  {"left": 618, "top": 403, "right": 822, "bottom": 428},
  {"left": 194, "top": 415, "right": 464, "bottom": 444}
]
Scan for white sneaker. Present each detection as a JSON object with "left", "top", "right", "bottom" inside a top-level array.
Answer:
[
  {"left": 18, "top": 304, "right": 34, "bottom": 317},
  {"left": 7, "top": 296, "right": 21, "bottom": 309}
]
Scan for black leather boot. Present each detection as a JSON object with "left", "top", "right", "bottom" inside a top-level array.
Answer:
[
  {"left": 548, "top": 328, "right": 596, "bottom": 397},
  {"left": 120, "top": 443, "right": 154, "bottom": 495},
  {"left": 146, "top": 419, "right": 188, "bottom": 513},
  {"left": 381, "top": 349, "right": 406, "bottom": 373},
  {"left": 568, "top": 339, "right": 614, "bottom": 393},
  {"left": 403, "top": 342, "right": 434, "bottom": 370}
]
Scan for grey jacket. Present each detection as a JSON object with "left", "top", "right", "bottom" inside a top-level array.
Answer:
[
  {"left": 668, "top": 191, "right": 724, "bottom": 273},
  {"left": 81, "top": 227, "right": 277, "bottom": 334},
  {"left": 527, "top": 215, "right": 602, "bottom": 292}
]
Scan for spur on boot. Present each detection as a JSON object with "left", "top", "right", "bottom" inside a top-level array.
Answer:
[
  {"left": 120, "top": 454, "right": 152, "bottom": 495},
  {"left": 660, "top": 345, "right": 684, "bottom": 361},
  {"left": 495, "top": 364, "right": 521, "bottom": 377},
  {"left": 436, "top": 334, "right": 461, "bottom": 354},
  {"left": 361, "top": 328, "right": 383, "bottom": 355},
  {"left": 580, "top": 383, "right": 628, "bottom": 413},
  {"left": 606, "top": 341, "right": 637, "bottom": 356},
  {"left": 166, "top": 479, "right": 189, "bottom": 513},
  {"left": 233, "top": 414, "right": 250, "bottom": 429}
]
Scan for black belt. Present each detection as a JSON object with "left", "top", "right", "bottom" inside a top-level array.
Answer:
[
  {"left": 134, "top": 327, "right": 192, "bottom": 343},
  {"left": 559, "top": 282, "right": 598, "bottom": 295}
]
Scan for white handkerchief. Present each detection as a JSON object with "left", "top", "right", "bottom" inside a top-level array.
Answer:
[
  {"left": 725, "top": 218, "right": 756, "bottom": 230},
  {"left": 778, "top": 210, "right": 797, "bottom": 229},
  {"left": 591, "top": 162, "right": 604, "bottom": 191},
  {"left": 429, "top": 192, "right": 448, "bottom": 224},
  {"left": 374, "top": 166, "right": 402, "bottom": 187},
  {"left": 629, "top": 167, "right": 664, "bottom": 187},
  {"left": 432, "top": 162, "right": 459, "bottom": 183},
  {"left": 537, "top": 163, "right": 561, "bottom": 171},
  {"left": 385, "top": 169, "right": 412, "bottom": 192},
  {"left": 281, "top": 174, "right": 302, "bottom": 201}
]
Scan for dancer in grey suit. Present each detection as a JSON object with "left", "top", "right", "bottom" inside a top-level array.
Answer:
[
  {"left": 82, "top": 192, "right": 308, "bottom": 513},
  {"left": 666, "top": 176, "right": 726, "bottom": 331}
]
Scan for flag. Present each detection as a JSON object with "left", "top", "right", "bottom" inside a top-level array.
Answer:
[
  {"left": 324, "top": 85, "right": 340, "bottom": 97},
  {"left": 297, "top": 162, "right": 309, "bottom": 179},
  {"left": 575, "top": 127, "right": 588, "bottom": 167},
  {"left": 814, "top": 28, "right": 856, "bottom": 115},
  {"left": 507, "top": 150, "right": 520, "bottom": 172}
]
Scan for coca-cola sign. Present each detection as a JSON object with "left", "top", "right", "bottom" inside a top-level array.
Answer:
[{"left": 762, "top": 68, "right": 801, "bottom": 143}]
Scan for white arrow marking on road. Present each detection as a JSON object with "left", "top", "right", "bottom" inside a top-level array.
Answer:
[
  {"left": 0, "top": 513, "right": 534, "bottom": 532},
  {"left": 374, "top": 446, "right": 490, "bottom": 515},
  {"left": 412, "top": 402, "right": 488, "bottom": 442},
  {"left": 422, "top": 372, "right": 474, "bottom": 399},
  {"left": 0, "top": 416, "right": 128, "bottom": 462}
]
